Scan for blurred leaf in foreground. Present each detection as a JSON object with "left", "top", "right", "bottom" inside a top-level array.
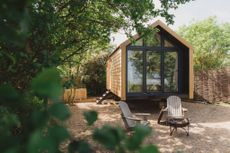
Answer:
[
  {"left": 83, "top": 110, "right": 98, "bottom": 126},
  {"left": 31, "top": 68, "right": 63, "bottom": 100},
  {"left": 139, "top": 145, "right": 159, "bottom": 153},
  {"left": 48, "top": 102, "right": 71, "bottom": 121},
  {"left": 68, "top": 140, "right": 92, "bottom": 153},
  {"left": 93, "top": 125, "right": 125, "bottom": 150},
  {"left": 126, "top": 125, "right": 152, "bottom": 151}
]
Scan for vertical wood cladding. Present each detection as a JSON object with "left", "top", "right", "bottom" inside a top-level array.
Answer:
[{"left": 106, "top": 49, "right": 122, "bottom": 97}]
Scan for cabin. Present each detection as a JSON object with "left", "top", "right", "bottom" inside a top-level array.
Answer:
[{"left": 104, "top": 20, "right": 194, "bottom": 102}]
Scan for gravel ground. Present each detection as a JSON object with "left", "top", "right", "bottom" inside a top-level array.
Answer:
[{"left": 66, "top": 101, "right": 230, "bottom": 153}]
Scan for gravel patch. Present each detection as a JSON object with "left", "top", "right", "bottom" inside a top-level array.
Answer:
[{"left": 66, "top": 101, "right": 230, "bottom": 153}]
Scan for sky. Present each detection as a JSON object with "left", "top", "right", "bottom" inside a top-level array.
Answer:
[{"left": 110, "top": 0, "right": 230, "bottom": 46}]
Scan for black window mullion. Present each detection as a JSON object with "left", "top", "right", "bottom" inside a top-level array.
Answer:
[
  {"left": 178, "top": 49, "right": 182, "bottom": 94},
  {"left": 161, "top": 35, "right": 164, "bottom": 92},
  {"left": 127, "top": 32, "right": 181, "bottom": 96},
  {"left": 143, "top": 49, "right": 146, "bottom": 93}
]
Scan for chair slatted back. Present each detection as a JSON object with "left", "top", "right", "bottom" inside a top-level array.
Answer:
[
  {"left": 119, "top": 101, "right": 136, "bottom": 128},
  {"left": 167, "top": 96, "right": 183, "bottom": 118}
]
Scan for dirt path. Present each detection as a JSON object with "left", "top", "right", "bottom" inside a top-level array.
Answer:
[{"left": 66, "top": 101, "right": 230, "bottom": 153}]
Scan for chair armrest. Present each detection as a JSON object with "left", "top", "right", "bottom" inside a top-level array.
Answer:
[
  {"left": 123, "top": 116, "right": 142, "bottom": 121},
  {"left": 134, "top": 113, "right": 151, "bottom": 116},
  {"left": 182, "top": 108, "right": 188, "bottom": 112},
  {"left": 162, "top": 107, "right": 168, "bottom": 112}
]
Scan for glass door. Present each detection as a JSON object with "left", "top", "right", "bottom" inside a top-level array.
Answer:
[
  {"left": 146, "top": 51, "right": 161, "bottom": 92},
  {"left": 127, "top": 50, "right": 143, "bottom": 92},
  {"left": 164, "top": 51, "right": 178, "bottom": 92},
  {"left": 126, "top": 35, "right": 180, "bottom": 96}
]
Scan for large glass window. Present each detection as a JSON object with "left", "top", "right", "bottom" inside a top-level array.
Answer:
[
  {"left": 164, "top": 39, "right": 174, "bottom": 47},
  {"left": 127, "top": 33, "right": 179, "bottom": 94},
  {"left": 146, "top": 51, "right": 161, "bottom": 91},
  {"left": 127, "top": 50, "right": 143, "bottom": 92},
  {"left": 131, "top": 38, "right": 143, "bottom": 46},
  {"left": 144, "top": 33, "right": 161, "bottom": 47},
  {"left": 164, "top": 52, "right": 178, "bottom": 92}
]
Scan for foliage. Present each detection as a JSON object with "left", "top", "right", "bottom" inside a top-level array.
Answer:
[
  {"left": 178, "top": 17, "right": 230, "bottom": 71},
  {"left": 82, "top": 110, "right": 158, "bottom": 153},
  {"left": 31, "top": 68, "right": 63, "bottom": 99},
  {"left": 0, "top": 68, "right": 71, "bottom": 153},
  {"left": 0, "top": 0, "right": 192, "bottom": 90},
  {"left": 58, "top": 46, "right": 111, "bottom": 91},
  {"left": 0, "top": 0, "right": 191, "bottom": 152},
  {"left": 83, "top": 110, "right": 98, "bottom": 126},
  {"left": 81, "top": 53, "right": 109, "bottom": 96}
]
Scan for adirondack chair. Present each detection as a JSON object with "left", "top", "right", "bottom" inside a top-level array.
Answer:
[
  {"left": 118, "top": 101, "right": 150, "bottom": 131},
  {"left": 161, "top": 96, "right": 190, "bottom": 136}
]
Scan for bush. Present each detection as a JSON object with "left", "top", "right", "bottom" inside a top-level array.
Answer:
[
  {"left": 178, "top": 17, "right": 230, "bottom": 71},
  {"left": 82, "top": 54, "right": 108, "bottom": 96},
  {"left": 0, "top": 68, "right": 71, "bottom": 153}
]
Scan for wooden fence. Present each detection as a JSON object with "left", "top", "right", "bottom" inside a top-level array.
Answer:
[{"left": 194, "top": 67, "right": 230, "bottom": 103}]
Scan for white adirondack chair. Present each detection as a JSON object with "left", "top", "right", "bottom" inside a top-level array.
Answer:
[
  {"left": 118, "top": 101, "right": 150, "bottom": 130},
  {"left": 164, "top": 96, "right": 188, "bottom": 119},
  {"left": 161, "top": 96, "right": 190, "bottom": 136}
]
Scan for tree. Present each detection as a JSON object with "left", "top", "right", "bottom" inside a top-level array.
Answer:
[
  {"left": 58, "top": 45, "right": 112, "bottom": 90},
  {"left": 81, "top": 52, "right": 109, "bottom": 96},
  {"left": 178, "top": 17, "right": 230, "bottom": 71},
  {"left": 0, "top": 0, "right": 192, "bottom": 90},
  {"left": 0, "top": 0, "right": 192, "bottom": 152}
]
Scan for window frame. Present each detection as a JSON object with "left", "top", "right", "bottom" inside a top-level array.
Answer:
[{"left": 126, "top": 32, "right": 182, "bottom": 97}]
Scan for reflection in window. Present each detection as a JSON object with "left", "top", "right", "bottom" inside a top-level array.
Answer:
[
  {"left": 164, "top": 39, "right": 174, "bottom": 47},
  {"left": 164, "top": 52, "right": 178, "bottom": 92},
  {"left": 127, "top": 50, "right": 143, "bottom": 92},
  {"left": 144, "top": 33, "right": 161, "bottom": 47},
  {"left": 146, "top": 51, "right": 161, "bottom": 91},
  {"left": 131, "top": 38, "right": 143, "bottom": 46}
]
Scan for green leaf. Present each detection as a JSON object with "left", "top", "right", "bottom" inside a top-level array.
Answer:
[
  {"left": 83, "top": 111, "right": 98, "bottom": 126},
  {"left": 139, "top": 145, "right": 159, "bottom": 153},
  {"left": 48, "top": 125, "right": 70, "bottom": 145},
  {"left": 27, "top": 130, "right": 56, "bottom": 153},
  {"left": 31, "top": 110, "right": 48, "bottom": 128},
  {"left": 48, "top": 102, "right": 71, "bottom": 121},
  {"left": 68, "top": 140, "right": 92, "bottom": 153},
  {"left": 126, "top": 125, "right": 151, "bottom": 151},
  {"left": 2, "top": 113, "right": 20, "bottom": 129},
  {"left": 0, "top": 106, "right": 21, "bottom": 130},
  {"left": 3, "top": 147, "right": 19, "bottom": 153},
  {"left": 93, "top": 125, "right": 125, "bottom": 150},
  {"left": 0, "top": 84, "right": 19, "bottom": 103},
  {"left": 31, "top": 68, "right": 63, "bottom": 99}
]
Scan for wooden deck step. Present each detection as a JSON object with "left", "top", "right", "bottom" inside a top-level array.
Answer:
[
  {"left": 96, "top": 90, "right": 119, "bottom": 104},
  {"left": 96, "top": 90, "right": 111, "bottom": 104},
  {"left": 101, "top": 100, "right": 119, "bottom": 105}
]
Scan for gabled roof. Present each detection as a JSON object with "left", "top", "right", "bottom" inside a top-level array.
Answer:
[{"left": 110, "top": 20, "right": 193, "bottom": 57}]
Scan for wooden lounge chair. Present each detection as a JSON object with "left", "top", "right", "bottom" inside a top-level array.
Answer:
[
  {"left": 118, "top": 101, "right": 150, "bottom": 131},
  {"left": 160, "top": 96, "right": 190, "bottom": 136}
]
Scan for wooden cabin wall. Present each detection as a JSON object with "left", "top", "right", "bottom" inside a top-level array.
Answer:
[
  {"left": 106, "top": 49, "right": 122, "bottom": 98},
  {"left": 106, "top": 60, "right": 111, "bottom": 90},
  {"left": 189, "top": 48, "right": 194, "bottom": 99}
]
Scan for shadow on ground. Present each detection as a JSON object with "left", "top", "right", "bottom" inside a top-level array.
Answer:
[{"left": 66, "top": 101, "right": 230, "bottom": 153}]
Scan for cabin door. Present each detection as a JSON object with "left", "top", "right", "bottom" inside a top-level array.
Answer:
[
  {"left": 146, "top": 51, "right": 161, "bottom": 92},
  {"left": 163, "top": 51, "right": 178, "bottom": 92},
  {"left": 146, "top": 50, "right": 178, "bottom": 93}
]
